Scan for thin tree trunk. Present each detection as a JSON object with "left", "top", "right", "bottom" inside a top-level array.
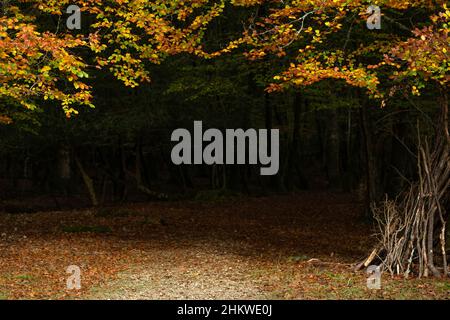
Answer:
[
  {"left": 75, "top": 154, "right": 98, "bottom": 207},
  {"left": 326, "top": 108, "right": 341, "bottom": 188},
  {"left": 359, "top": 96, "right": 378, "bottom": 219}
]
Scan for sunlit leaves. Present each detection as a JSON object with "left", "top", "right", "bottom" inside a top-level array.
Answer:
[
  {"left": 0, "top": 5, "right": 92, "bottom": 122},
  {"left": 384, "top": 6, "right": 450, "bottom": 94},
  {"left": 1, "top": 0, "right": 233, "bottom": 122},
  {"left": 245, "top": 0, "right": 448, "bottom": 99},
  {"left": 2, "top": 0, "right": 448, "bottom": 124}
]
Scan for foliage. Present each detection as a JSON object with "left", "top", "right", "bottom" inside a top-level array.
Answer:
[
  {"left": 0, "top": 3, "right": 92, "bottom": 122},
  {"left": 1, "top": 0, "right": 448, "bottom": 124}
]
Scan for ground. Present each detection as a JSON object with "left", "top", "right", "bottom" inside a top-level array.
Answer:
[{"left": 0, "top": 192, "right": 449, "bottom": 300}]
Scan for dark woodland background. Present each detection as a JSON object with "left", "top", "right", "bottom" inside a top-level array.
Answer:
[{"left": 0, "top": 5, "right": 445, "bottom": 219}]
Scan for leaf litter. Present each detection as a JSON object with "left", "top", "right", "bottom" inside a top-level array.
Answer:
[{"left": 0, "top": 192, "right": 448, "bottom": 300}]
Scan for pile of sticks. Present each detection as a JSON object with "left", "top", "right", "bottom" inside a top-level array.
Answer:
[{"left": 357, "top": 135, "right": 449, "bottom": 278}]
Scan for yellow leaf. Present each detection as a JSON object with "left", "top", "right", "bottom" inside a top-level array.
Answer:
[{"left": 40, "top": 66, "right": 51, "bottom": 73}]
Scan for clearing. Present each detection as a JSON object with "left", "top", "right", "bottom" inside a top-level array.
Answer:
[{"left": 0, "top": 192, "right": 448, "bottom": 300}]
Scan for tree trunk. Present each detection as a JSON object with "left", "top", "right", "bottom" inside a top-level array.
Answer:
[
  {"left": 57, "top": 143, "right": 71, "bottom": 196},
  {"left": 359, "top": 95, "right": 378, "bottom": 219},
  {"left": 75, "top": 154, "right": 98, "bottom": 207},
  {"left": 326, "top": 108, "right": 341, "bottom": 189}
]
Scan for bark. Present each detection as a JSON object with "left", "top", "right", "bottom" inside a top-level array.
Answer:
[{"left": 75, "top": 155, "right": 98, "bottom": 207}]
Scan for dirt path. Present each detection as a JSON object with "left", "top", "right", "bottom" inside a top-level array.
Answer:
[{"left": 89, "top": 246, "right": 269, "bottom": 299}]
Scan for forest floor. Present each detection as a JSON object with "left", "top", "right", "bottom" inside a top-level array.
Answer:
[{"left": 0, "top": 192, "right": 449, "bottom": 300}]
